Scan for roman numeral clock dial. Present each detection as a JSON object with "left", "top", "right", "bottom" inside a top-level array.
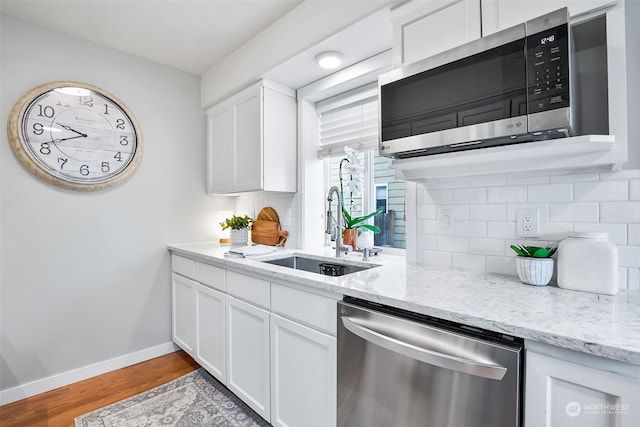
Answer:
[{"left": 7, "top": 81, "right": 143, "bottom": 191}]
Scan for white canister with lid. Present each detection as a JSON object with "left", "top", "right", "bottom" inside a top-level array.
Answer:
[{"left": 557, "top": 232, "right": 618, "bottom": 295}]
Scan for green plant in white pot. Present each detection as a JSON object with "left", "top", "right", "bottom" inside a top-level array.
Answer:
[
  {"left": 220, "top": 215, "right": 252, "bottom": 246},
  {"left": 510, "top": 245, "right": 557, "bottom": 286}
]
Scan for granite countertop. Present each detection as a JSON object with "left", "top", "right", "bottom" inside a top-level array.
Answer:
[{"left": 169, "top": 241, "right": 640, "bottom": 365}]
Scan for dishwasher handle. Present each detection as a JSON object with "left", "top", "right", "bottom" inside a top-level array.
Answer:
[{"left": 341, "top": 316, "right": 507, "bottom": 380}]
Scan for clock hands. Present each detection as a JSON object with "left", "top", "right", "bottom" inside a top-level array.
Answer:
[
  {"left": 55, "top": 122, "right": 87, "bottom": 137},
  {"left": 50, "top": 135, "right": 87, "bottom": 143}
]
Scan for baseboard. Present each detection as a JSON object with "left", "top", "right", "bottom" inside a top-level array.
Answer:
[{"left": 0, "top": 341, "right": 179, "bottom": 406}]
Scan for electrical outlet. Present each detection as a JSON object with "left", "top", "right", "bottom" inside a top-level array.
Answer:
[{"left": 517, "top": 208, "right": 539, "bottom": 237}]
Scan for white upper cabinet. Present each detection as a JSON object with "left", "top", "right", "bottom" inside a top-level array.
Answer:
[
  {"left": 392, "top": 0, "right": 481, "bottom": 66},
  {"left": 481, "top": 0, "right": 618, "bottom": 36},
  {"left": 206, "top": 79, "right": 297, "bottom": 194}
]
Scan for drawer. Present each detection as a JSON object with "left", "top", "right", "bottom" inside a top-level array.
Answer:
[
  {"left": 171, "top": 254, "right": 195, "bottom": 279},
  {"left": 271, "top": 283, "right": 338, "bottom": 335},
  {"left": 227, "top": 271, "right": 270, "bottom": 309},
  {"left": 195, "top": 262, "right": 226, "bottom": 292}
]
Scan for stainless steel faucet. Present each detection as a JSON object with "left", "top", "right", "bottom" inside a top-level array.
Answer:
[{"left": 326, "top": 186, "right": 347, "bottom": 258}]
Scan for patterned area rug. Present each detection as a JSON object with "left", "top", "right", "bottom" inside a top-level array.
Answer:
[{"left": 74, "top": 368, "right": 270, "bottom": 427}]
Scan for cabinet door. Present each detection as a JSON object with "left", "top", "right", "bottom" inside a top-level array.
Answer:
[
  {"left": 171, "top": 273, "right": 196, "bottom": 355},
  {"left": 207, "top": 106, "right": 233, "bottom": 193},
  {"left": 270, "top": 314, "right": 337, "bottom": 427},
  {"left": 226, "top": 296, "right": 271, "bottom": 421},
  {"left": 233, "top": 89, "right": 262, "bottom": 192},
  {"left": 525, "top": 350, "right": 639, "bottom": 427},
  {"left": 392, "top": 0, "right": 481, "bottom": 65},
  {"left": 481, "top": 0, "right": 617, "bottom": 36},
  {"left": 196, "top": 284, "right": 226, "bottom": 384}
]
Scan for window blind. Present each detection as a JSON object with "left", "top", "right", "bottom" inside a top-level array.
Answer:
[{"left": 316, "top": 82, "right": 379, "bottom": 158}]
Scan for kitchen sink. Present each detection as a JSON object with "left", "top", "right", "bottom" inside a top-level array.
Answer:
[{"left": 261, "top": 255, "right": 377, "bottom": 277}]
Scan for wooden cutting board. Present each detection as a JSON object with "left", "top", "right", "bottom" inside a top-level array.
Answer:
[{"left": 251, "top": 207, "right": 288, "bottom": 246}]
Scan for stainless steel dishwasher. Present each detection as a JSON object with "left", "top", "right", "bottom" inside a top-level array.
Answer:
[{"left": 337, "top": 298, "right": 523, "bottom": 427}]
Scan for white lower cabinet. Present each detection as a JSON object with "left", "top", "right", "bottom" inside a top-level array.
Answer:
[
  {"left": 171, "top": 273, "right": 196, "bottom": 355},
  {"left": 171, "top": 272, "right": 227, "bottom": 383},
  {"left": 226, "top": 295, "right": 271, "bottom": 421},
  {"left": 196, "top": 284, "right": 226, "bottom": 383},
  {"left": 270, "top": 313, "right": 336, "bottom": 427},
  {"left": 171, "top": 258, "right": 340, "bottom": 427},
  {"left": 525, "top": 342, "right": 640, "bottom": 427}
]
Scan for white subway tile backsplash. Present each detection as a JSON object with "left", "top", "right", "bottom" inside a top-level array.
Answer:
[
  {"left": 574, "top": 180, "right": 628, "bottom": 201},
  {"left": 619, "top": 246, "right": 640, "bottom": 268},
  {"left": 425, "top": 189, "right": 453, "bottom": 204},
  {"left": 422, "top": 220, "right": 439, "bottom": 235},
  {"left": 413, "top": 169, "right": 639, "bottom": 280},
  {"left": 473, "top": 177, "right": 508, "bottom": 187},
  {"left": 539, "top": 222, "right": 572, "bottom": 240},
  {"left": 418, "top": 205, "right": 438, "bottom": 220},
  {"left": 487, "top": 256, "right": 518, "bottom": 276},
  {"left": 422, "top": 250, "right": 452, "bottom": 267},
  {"left": 549, "top": 203, "right": 599, "bottom": 222},
  {"left": 528, "top": 183, "right": 573, "bottom": 202},
  {"left": 628, "top": 268, "right": 640, "bottom": 290},
  {"left": 619, "top": 268, "right": 628, "bottom": 291},
  {"left": 488, "top": 186, "right": 527, "bottom": 203},
  {"left": 629, "top": 224, "right": 640, "bottom": 246},
  {"left": 470, "top": 238, "right": 505, "bottom": 255},
  {"left": 573, "top": 222, "right": 628, "bottom": 245},
  {"left": 470, "top": 204, "right": 507, "bottom": 221},
  {"left": 453, "top": 253, "right": 486, "bottom": 271},
  {"left": 453, "top": 188, "right": 487, "bottom": 204},
  {"left": 630, "top": 180, "right": 640, "bottom": 200},
  {"left": 487, "top": 221, "right": 517, "bottom": 239},
  {"left": 416, "top": 235, "right": 437, "bottom": 250},
  {"left": 437, "top": 235, "right": 469, "bottom": 252},
  {"left": 600, "top": 201, "right": 640, "bottom": 223}
]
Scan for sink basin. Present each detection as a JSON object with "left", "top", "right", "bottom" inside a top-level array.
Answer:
[{"left": 261, "top": 255, "right": 376, "bottom": 277}]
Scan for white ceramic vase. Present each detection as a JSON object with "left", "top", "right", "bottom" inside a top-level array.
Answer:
[
  {"left": 516, "top": 257, "right": 554, "bottom": 286},
  {"left": 230, "top": 229, "right": 248, "bottom": 246},
  {"left": 356, "top": 229, "right": 374, "bottom": 249}
]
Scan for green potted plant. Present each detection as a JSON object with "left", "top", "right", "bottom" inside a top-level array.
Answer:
[
  {"left": 339, "top": 146, "right": 383, "bottom": 249},
  {"left": 510, "top": 244, "right": 557, "bottom": 286},
  {"left": 220, "top": 214, "right": 252, "bottom": 245}
]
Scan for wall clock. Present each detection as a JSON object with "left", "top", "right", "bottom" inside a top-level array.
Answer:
[{"left": 7, "top": 81, "right": 143, "bottom": 191}]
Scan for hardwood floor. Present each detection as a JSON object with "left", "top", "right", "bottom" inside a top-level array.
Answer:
[{"left": 0, "top": 350, "right": 200, "bottom": 427}]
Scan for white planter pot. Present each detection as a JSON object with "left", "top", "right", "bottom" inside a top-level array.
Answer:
[
  {"left": 516, "top": 257, "right": 554, "bottom": 286},
  {"left": 230, "top": 229, "right": 248, "bottom": 246}
]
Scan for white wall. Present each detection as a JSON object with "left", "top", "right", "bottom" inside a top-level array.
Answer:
[{"left": 0, "top": 14, "right": 233, "bottom": 398}]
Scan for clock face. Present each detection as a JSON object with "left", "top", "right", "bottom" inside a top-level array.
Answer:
[{"left": 7, "top": 81, "right": 142, "bottom": 191}]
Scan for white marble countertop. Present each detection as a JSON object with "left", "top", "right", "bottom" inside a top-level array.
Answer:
[{"left": 168, "top": 241, "right": 640, "bottom": 365}]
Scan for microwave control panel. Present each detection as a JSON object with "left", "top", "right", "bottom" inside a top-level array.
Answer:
[{"left": 526, "top": 23, "right": 570, "bottom": 114}]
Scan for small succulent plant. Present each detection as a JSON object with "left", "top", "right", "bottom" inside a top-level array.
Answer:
[{"left": 510, "top": 244, "right": 557, "bottom": 258}]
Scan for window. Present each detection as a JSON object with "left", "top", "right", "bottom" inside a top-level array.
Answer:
[{"left": 317, "top": 84, "right": 406, "bottom": 249}]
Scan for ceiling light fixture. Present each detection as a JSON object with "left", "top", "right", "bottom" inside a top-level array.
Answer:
[{"left": 315, "top": 51, "right": 343, "bottom": 69}]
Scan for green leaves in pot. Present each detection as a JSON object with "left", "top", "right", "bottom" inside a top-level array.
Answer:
[
  {"left": 342, "top": 206, "right": 384, "bottom": 233},
  {"left": 220, "top": 214, "right": 252, "bottom": 230},
  {"left": 510, "top": 244, "right": 557, "bottom": 258}
]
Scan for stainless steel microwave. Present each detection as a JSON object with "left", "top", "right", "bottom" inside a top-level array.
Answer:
[{"left": 379, "top": 8, "right": 609, "bottom": 159}]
